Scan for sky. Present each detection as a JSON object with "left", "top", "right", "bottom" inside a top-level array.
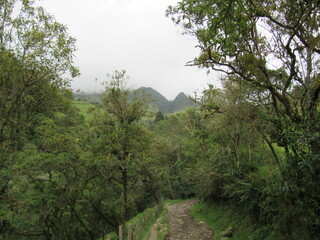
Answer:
[{"left": 38, "top": 0, "right": 218, "bottom": 100}]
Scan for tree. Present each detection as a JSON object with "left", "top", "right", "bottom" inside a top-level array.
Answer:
[
  {"left": 154, "top": 111, "right": 165, "bottom": 122},
  {"left": 167, "top": 0, "right": 320, "bottom": 237},
  {"left": 167, "top": 0, "right": 320, "bottom": 153},
  {"left": 0, "top": 1, "right": 79, "bottom": 238},
  {"left": 92, "top": 70, "right": 150, "bottom": 226},
  {"left": 0, "top": 0, "right": 79, "bottom": 147}
]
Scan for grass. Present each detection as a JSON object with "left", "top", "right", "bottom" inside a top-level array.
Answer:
[
  {"left": 153, "top": 200, "right": 173, "bottom": 240},
  {"left": 71, "top": 100, "right": 95, "bottom": 121},
  {"left": 156, "top": 215, "right": 169, "bottom": 240},
  {"left": 190, "top": 201, "right": 280, "bottom": 240},
  {"left": 127, "top": 207, "right": 157, "bottom": 240},
  {"left": 164, "top": 199, "right": 186, "bottom": 204}
]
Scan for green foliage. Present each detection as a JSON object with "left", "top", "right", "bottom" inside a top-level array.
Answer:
[
  {"left": 167, "top": 0, "right": 320, "bottom": 238},
  {"left": 154, "top": 111, "right": 165, "bottom": 122},
  {"left": 1, "top": 0, "right": 319, "bottom": 239},
  {"left": 151, "top": 109, "right": 203, "bottom": 200},
  {"left": 1, "top": 107, "right": 104, "bottom": 239},
  {"left": 90, "top": 70, "right": 155, "bottom": 227},
  {"left": 190, "top": 201, "right": 281, "bottom": 240},
  {"left": 0, "top": 3, "right": 82, "bottom": 237},
  {"left": 125, "top": 202, "right": 163, "bottom": 240}
]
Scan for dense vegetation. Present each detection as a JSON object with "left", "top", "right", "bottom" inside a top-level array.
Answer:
[
  {"left": 1, "top": 0, "right": 319, "bottom": 240},
  {"left": 166, "top": 0, "right": 320, "bottom": 239}
]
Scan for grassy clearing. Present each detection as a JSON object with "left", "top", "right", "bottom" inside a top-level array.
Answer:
[
  {"left": 71, "top": 101, "right": 95, "bottom": 121},
  {"left": 190, "top": 201, "right": 279, "bottom": 240}
]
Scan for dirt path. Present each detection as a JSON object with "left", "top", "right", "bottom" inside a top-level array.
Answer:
[{"left": 147, "top": 200, "right": 213, "bottom": 240}]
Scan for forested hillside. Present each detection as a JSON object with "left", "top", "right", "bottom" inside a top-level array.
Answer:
[{"left": 1, "top": 1, "right": 320, "bottom": 240}]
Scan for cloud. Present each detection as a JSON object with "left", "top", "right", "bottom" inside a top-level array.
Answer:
[{"left": 38, "top": 0, "right": 216, "bottom": 99}]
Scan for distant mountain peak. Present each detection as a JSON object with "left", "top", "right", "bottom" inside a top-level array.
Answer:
[
  {"left": 174, "top": 92, "right": 188, "bottom": 99},
  {"left": 136, "top": 87, "right": 196, "bottom": 114}
]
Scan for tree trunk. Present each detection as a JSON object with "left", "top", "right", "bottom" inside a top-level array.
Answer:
[{"left": 121, "top": 169, "right": 128, "bottom": 225}]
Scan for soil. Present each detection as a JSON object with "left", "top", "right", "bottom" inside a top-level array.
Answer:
[{"left": 147, "top": 199, "right": 214, "bottom": 240}]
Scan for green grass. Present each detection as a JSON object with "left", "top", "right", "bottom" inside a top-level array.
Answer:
[
  {"left": 102, "top": 203, "right": 163, "bottom": 240},
  {"left": 190, "top": 201, "right": 280, "bottom": 240},
  {"left": 126, "top": 206, "right": 159, "bottom": 240},
  {"left": 164, "top": 199, "right": 186, "bottom": 204},
  {"left": 71, "top": 100, "right": 95, "bottom": 121},
  {"left": 155, "top": 201, "right": 171, "bottom": 240},
  {"left": 156, "top": 216, "right": 169, "bottom": 240}
]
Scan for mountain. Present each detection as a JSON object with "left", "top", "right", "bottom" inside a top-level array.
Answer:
[
  {"left": 136, "top": 87, "right": 197, "bottom": 114},
  {"left": 170, "top": 92, "right": 197, "bottom": 113},
  {"left": 74, "top": 87, "right": 197, "bottom": 114},
  {"left": 135, "top": 87, "right": 169, "bottom": 113}
]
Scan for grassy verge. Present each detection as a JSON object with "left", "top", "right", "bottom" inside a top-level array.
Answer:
[
  {"left": 190, "top": 201, "right": 279, "bottom": 240},
  {"left": 127, "top": 206, "right": 159, "bottom": 240},
  {"left": 156, "top": 214, "right": 169, "bottom": 240},
  {"left": 154, "top": 200, "right": 174, "bottom": 240},
  {"left": 102, "top": 199, "right": 191, "bottom": 240},
  {"left": 102, "top": 202, "right": 163, "bottom": 240}
]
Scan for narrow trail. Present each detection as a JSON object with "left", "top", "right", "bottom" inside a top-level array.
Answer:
[{"left": 148, "top": 199, "right": 213, "bottom": 240}]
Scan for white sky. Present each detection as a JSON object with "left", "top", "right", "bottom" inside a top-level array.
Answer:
[{"left": 38, "top": 0, "right": 218, "bottom": 100}]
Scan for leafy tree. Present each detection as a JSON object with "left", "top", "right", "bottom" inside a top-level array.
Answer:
[
  {"left": 152, "top": 108, "right": 209, "bottom": 199},
  {"left": 0, "top": 1, "right": 79, "bottom": 238},
  {"left": 167, "top": 0, "right": 320, "bottom": 153},
  {"left": 91, "top": 70, "right": 151, "bottom": 225},
  {"left": 0, "top": 0, "right": 79, "bottom": 147},
  {"left": 167, "top": 0, "right": 320, "bottom": 237},
  {"left": 154, "top": 111, "right": 165, "bottom": 122}
]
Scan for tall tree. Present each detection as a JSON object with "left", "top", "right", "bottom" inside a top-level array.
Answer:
[
  {"left": 167, "top": 0, "right": 320, "bottom": 154},
  {"left": 0, "top": 1, "right": 79, "bottom": 238},
  {"left": 167, "top": 0, "right": 320, "bottom": 237},
  {"left": 92, "top": 70, "right": 150, "bottom": 226},
  {"left": 0, "top": 0, "right": 79, "bottom": 147}
]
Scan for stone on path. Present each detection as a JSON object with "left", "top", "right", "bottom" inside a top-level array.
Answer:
[{"left": 164, "top": 200, "right": 213, "bottom": 240}]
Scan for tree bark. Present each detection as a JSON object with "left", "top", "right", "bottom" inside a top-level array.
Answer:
[{"left": 121, "top": 168, "right": 128, "bottom": 225}]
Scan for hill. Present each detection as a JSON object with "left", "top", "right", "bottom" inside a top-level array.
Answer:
[
  {"left": 74, "top": 87, "right": 197, "bottom": 114},
  {"left": 136, "top": 87, "right": 197, "bottom": 114}
]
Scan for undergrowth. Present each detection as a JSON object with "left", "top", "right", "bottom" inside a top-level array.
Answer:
[{"left": 190, "top": 200, "right": 280, "bottom": 240}]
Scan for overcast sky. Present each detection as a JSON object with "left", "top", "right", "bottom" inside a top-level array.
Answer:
[{"left": 38, "top": 0, "right": 218, "bottom": 100}]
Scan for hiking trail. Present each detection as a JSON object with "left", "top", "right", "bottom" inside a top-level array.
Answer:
[{"left": 147, "top": 199, "right": 213, "bottom": 240}]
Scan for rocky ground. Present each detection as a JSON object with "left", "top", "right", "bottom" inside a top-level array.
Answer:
[{"left": 147, "top": 199, "right": 214, "bottom": 240}]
